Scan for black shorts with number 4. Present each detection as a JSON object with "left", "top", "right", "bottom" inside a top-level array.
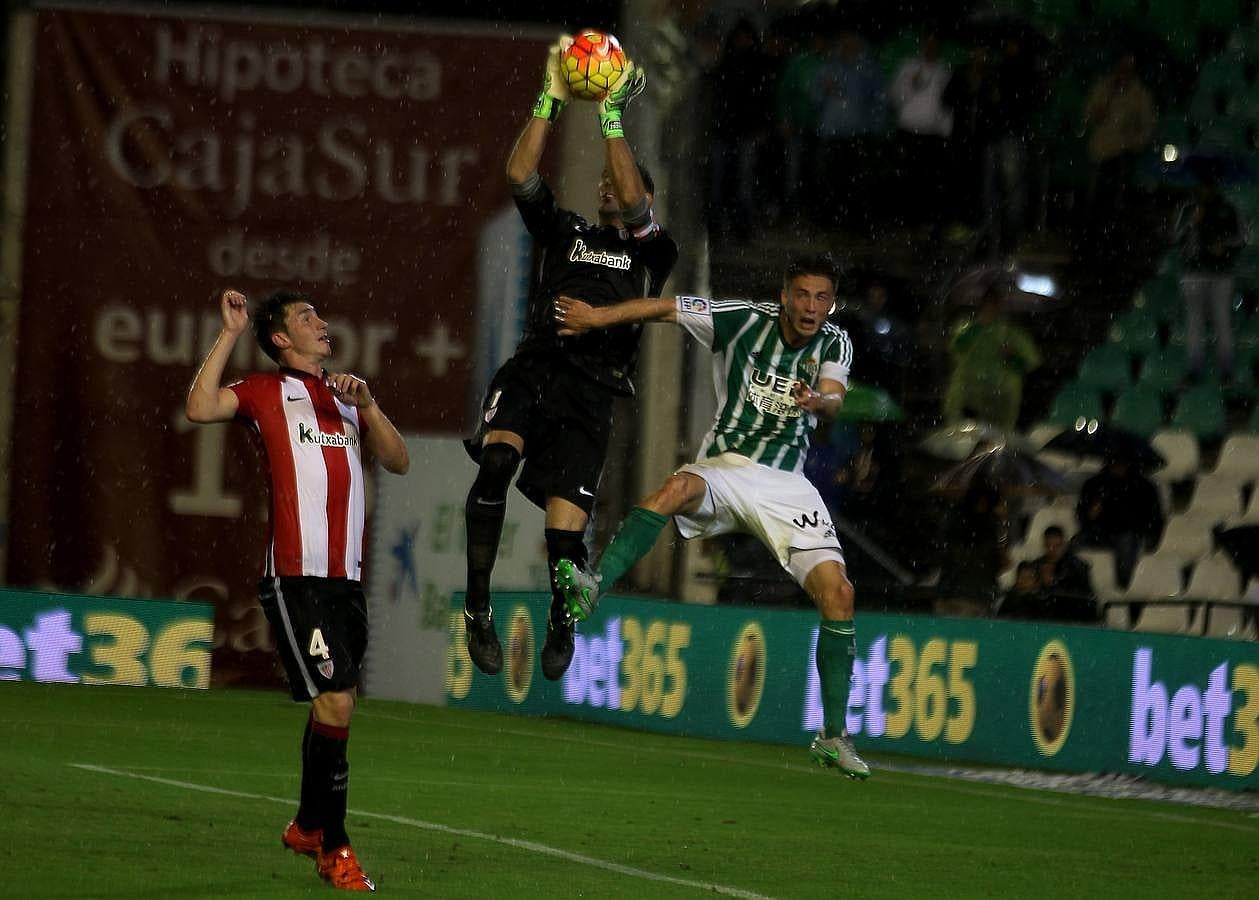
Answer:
[
  {"left": 465, "top": 353, "right": 614, "bottom": 515},
  {"left": 258, "top": 576, "right": 368, "bottom": 702}
]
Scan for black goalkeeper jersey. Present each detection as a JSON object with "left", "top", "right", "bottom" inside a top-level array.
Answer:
[{"left": 513, "top": 178, "right": 678, "bottom": 396}]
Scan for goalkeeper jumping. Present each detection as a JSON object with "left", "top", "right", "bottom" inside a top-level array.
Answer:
[{"left": 461, "top": 35, "right": 678, "bottom": 682}]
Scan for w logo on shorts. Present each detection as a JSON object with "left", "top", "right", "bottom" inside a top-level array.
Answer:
[{"left": 793, "top": 510, "right": 821, "bottom": 529}]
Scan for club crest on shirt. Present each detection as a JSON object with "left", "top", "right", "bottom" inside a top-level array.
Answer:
[
  {"left": 317, "top": 659, "right": 335, "bottom": 679},
  {"left": 799, "top": 357, "right": 818, "bottom": 382}
]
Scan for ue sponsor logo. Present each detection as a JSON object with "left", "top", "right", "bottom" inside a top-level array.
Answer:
[
  {"left": 1128, "top": 647, "right": 1253, "bottom": 776},
  {"left": 562, "top": 617, "right": 622, "bottom": 710}
]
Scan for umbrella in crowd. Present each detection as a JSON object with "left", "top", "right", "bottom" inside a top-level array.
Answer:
[
  {"left": 920, "top": 419, "right": 1028, "bottom": 461},
  {"left": 948, "top": 264, "right": 1064, "bottom": 313},
  {"left": 1043, "top": 420, "right": 1166, "bottom": 471},
  {"left": 836, "top": 381, "right": 904, "bottom": 423},
  {"left": 931, "top": 443, "right": 1073, "bottom": 497},
  {"left": 1151, "top": 149, "right": 1259, "bottom": 188}
]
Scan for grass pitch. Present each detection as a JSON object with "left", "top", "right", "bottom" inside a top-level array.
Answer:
[{"left": 5, "top": 681, "right": 1257, "bottom": 898}]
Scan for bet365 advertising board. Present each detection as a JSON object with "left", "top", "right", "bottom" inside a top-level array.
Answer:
[
  {"left": 0, "top": 588, "right": 213, "bottom": 688},
  {"left": 447, "top": 592, "right": 1259, "bottom": 791}
]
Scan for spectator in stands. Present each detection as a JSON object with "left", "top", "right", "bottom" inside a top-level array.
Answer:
[
  {"left": 1081, "top": 52, "right": 1157, "bottom": 253},
  {"left": 775, "top": 29, "right": 825, "bottom": 225},
  {"left": 846, "top": 278, "right": 915, "bottom": 395},
  {"left": 889, "top": 33, "right": 953, "bottom": 227},
  {"left": 705, "top": 18, "right": 777, "bottom": 240},
  {"left": 996, "top": 560, "right": 1045, "bottom": 619},
  {"left": 972, "top": 36, "right": 1044, "bottom": 261},
  {"left": 942, "top": 285, "right": 1042, "bottom": 432},
  {"left": 935, "top": 471, "right": 1010, "bottom": 616},
  {"left": 810, "top": 29, "right": 886, "bottom": 227},
  {"left": 1075, "top": 457, "right": 1165, "bottom": 588},
  {"left": 1172, "top": 165, "right": 1248, "bottom": 384},
  {"left": 942, "top": 45, "right": 989, "bottom": 234},
  {"left": 1034, "top": 525, "right": 1098, "bottom": 622}
]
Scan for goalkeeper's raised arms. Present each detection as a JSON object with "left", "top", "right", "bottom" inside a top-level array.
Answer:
[
  {"left": 532, "top": 35, "right": 574, "bottom": 122},
  {"left": 599, "top": 62, "right": 646, "bottom": 140}
]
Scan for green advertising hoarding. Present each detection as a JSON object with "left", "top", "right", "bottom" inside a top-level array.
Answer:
[
  {"left": 0, "top": 588, "right": 214, "bottom": 688},
  {"left": 447, "top": 592, "right": 1259, "bottom": 791}
]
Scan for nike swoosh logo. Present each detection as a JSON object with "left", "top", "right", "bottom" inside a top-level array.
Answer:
[
  {"left": 578, "top": 487, "right": 594, "bottom": 497},
  {"left": 286, "top": 396, "right": 305, "bottom": 402}
]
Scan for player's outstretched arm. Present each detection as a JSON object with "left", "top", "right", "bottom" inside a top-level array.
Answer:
[
  {"left": 186, "top": 289, "right": 245, "bottom": 423},
  {"left": 601, "top": 61, "right": 649, "bottom": 214},
  {"left": 506, "top": 36, "right": 573, "bottom": 186},
  {"left": 554, "top": 295, "right": 676, "bottom": 335}
]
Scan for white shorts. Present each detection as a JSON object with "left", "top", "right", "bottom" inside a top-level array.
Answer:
[{"left": 675, "top": 452, "right": 845, "bottom": 586}]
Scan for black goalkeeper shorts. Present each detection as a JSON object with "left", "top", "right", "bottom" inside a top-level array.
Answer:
[
  {"left": 258, "top": 576, "right": 368, "bottom": 702},
  {"left": 465, "top": 353, "right": 614, "bottom": 515}
]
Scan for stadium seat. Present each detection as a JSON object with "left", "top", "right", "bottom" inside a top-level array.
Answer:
[
  {"left": 1076, "top": 343, "right": 1133, "bottom": 394},
  {"left": 1110, "top": 384, "right": 1165, "bottom": 438},
  {"left": 1137, "top": 347, "right": 1187, "bottom": 394},
  {"left": 1124, "top": 554, "right": 1185, "bottom": 601},
  {"left": 1133, "top": 600, "right": 1200, "bottom": 635},
  {"left": 1107, "top": 307, "right": 1161, "bottom": 359},
  {"left": 1201, "top": 603, "right": 1257, "bottom": 639},
  {"left": 1047, "top": 382, "right": 1105, "bottom": 428},
  {"left": 1103, "top": 600, "right": 1134, "bottom": 630},
  {"left": 1185, "top": 472, "right": 1244, "bottom": 519},
  {"left": 1153, "top": 512, "right": 1220, "bottom": 563},
  {"left": 1134, "top": 278, "right": 1183, "bottom": 326},
  {"left": 1209, "top": 434, "right": 1259, "bottom": 483},
  {"left": 1240, "top": 488, "right": 1259, "bottom": 522},
  {"left": 1150, "top": 429, "right": 1200, "bottom": 483},
  {"left": 1077, "top": 548, "right": 1122, "bottom": 602},
  {"left": 1169, "top": 385, "right": 1228, "bottom": 440},
  {"left": 1184, "top": 554, "right": 1243, "bottom": 602}
]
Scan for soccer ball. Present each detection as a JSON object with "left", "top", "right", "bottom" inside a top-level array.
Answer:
[{"left": 559, "top": 30, "right": 627, "bottom": 101}]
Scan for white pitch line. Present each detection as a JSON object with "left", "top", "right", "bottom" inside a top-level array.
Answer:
[{"left": 70, "top": 764, "right": 774, "bottom": 900}]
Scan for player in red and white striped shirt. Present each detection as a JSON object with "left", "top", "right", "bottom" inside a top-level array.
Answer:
[{"left": 187, "top": 288, "right": 407, "bottom": 892}]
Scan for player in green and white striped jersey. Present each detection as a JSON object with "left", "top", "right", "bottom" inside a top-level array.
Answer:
[{"left": 553, "top": 254, "right": 870, "bottom": 779}]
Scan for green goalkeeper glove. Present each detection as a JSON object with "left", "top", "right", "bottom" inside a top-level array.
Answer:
[
  {"left": 532, "top": 36, "right": 573, "bottom": 122},
  {"left": 598, "top": 61, "right": 646, "bottom": 139}
]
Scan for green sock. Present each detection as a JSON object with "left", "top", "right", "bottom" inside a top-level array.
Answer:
[
  {"left": 596, "top": 507, "right": 669, "bottom": 588},
  {"left": 816, "top": 620, "right": 856, "bottom": 737}
]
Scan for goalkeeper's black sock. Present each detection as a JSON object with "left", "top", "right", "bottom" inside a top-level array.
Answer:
[
  {"left": 464, "top": 444, "right": 520, "bottom": 613},
  {"left": 305, "top": 718, "right": 351, "bottom": 851}
]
